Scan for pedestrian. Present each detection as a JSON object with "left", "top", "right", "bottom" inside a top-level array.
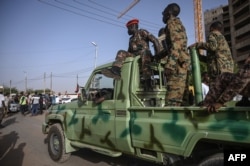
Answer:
[
  {"left": 27, "top": 92, "right": 32, "bottom": 113},
  {"left": 201, "top": 72, "right": 210, "bottom": 100},
  {"left": 161, "top": 3, "right": 190, "bottom": 106},
  {"left": 31, "top": 92, "right": 40, "bottom": 116},
  {"left": 39, "top": 94, "right": 44, "bottom": 114},
  {"left": 201, "top": 55, "right": 249, "bottom": 113},
  {"left": 190, "top": 21, "right": 234, "bottom": 83},
  {"left": 19, "top": 91, "right": 28, "bottom": 115},
  {"left": 0, "top": 86, "right": 6, "bottom": 128},
  {"left": 4, "top": 93, "right": 10, "bottom": 115},
  {"left": 102, "top": 18, "right": 161, "bottom": 91}
]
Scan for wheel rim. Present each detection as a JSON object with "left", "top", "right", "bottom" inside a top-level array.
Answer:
[{"left": 50, "top": 133, "right": 60, "bottom": 155}]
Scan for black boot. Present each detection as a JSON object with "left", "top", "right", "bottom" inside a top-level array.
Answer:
[
  {"left": 144, "top": 79, "right": 153, "bottom": 91},
  {"left": 102, "top": 66, "right": 121, "bottom": 80}
]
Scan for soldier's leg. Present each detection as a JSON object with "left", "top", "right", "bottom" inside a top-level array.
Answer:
[
  {"left": 203, "top": 72, "right": 235, "bottom": 105},
  {"left": 216, "top": 69, "right": 250, "bottom": 104},
  {"left": 141, "top": 51, "right": 153, "bottom": 91},
  {"left": 165, "top": 68, "right": 187, "bottom": 106},
  {"left": 102, "top": 50, "right": 132, "bottom": 79}
]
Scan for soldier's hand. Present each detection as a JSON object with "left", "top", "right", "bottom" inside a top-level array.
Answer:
[{"left": 207, "top": 103, "right": 223, "bottom": 113}]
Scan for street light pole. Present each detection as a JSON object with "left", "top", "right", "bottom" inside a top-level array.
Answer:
[
  {"left": 23, "top": 71, "right": 27, "bottom": 93},
  {"left": 91, "top": 42, "right": 98, "bottom": 68}
]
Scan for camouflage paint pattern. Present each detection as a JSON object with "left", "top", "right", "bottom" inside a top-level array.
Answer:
[
  {"left": 113, "top": 29, "right": 160, "bottom": 79},
  {"left": 196, "top": 30, "right": 234, "bottom": 80},
  {"left": 164, "top": 16, "right": 190, "bottom": 106}
]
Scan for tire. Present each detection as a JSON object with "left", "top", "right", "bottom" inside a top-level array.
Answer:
[
  {"left": 48, "top": 123, "right": 71, "bottom": 163},
  {"left": 198, "top": 153, "right": 224, "bottom": 166}
]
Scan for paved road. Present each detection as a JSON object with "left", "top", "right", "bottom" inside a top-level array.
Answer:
[{"left": 0, "top": 111, "right": 160, "bottom": 166}]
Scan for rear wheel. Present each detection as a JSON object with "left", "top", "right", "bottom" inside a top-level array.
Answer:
[
  {"left": 48, "top": 123, "right": 71, "bottom": 163},
  {"left": 198, "top": 153, "right": 224, "bottom": 166}
]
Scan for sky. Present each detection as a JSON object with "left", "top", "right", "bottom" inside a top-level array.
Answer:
[{"left": 0, "top": 0, "right": 228, "bottom": 94}]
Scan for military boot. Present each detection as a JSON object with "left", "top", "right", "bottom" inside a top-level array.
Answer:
[{"left": 102, "top": 66, "right": 121, "bottom": 80}]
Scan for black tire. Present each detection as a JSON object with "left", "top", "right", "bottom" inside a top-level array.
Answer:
[
  {"left": 48, "top": 123, "right": 71, "bottom": 163},
  {"left": 198, "top": 153, "right": 224, "bottom": 166}
]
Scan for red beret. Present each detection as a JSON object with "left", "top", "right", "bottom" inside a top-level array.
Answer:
[{"left": 126, "top": 19, "right": 139, "bottom": 27}]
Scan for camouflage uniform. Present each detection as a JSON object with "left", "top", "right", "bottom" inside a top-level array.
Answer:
[
  {"left": 113, "top": 29, "right": 160, "bottom": 80},
  {"left": 196, "top": 30, "right": 234, "bottom": 81},
  {"left": 203, "top": 56, "right": 250, "bottom": 105},
  {"left": 164, "top": 16, "right": 190, "bottom": 106}
]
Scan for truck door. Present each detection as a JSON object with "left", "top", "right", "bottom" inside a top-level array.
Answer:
[{"left": 83, "top": 72, "right": 116, "bottom": 149}]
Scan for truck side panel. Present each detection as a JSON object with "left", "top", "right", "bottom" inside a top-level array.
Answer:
[{"left": 129, "top": 107, "right": 250, "bottom": 157}]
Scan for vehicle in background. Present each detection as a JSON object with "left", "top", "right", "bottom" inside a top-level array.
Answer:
[
  {"left": 8, "top": 101, "right": 20, "bottom": 112},
  {"left": 60, "top": 97, "right": 78, "bottom": 104}
]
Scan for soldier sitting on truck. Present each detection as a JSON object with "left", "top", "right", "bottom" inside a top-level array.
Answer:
[
  {"left": 201, "top": 55, "right": 250, "bottom": 113},
  {"left": 102, "top": 18, "right": 161, "bottom": 91}
]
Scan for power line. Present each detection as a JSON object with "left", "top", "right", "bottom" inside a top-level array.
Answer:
[
  {"left": 38, "top": 0, "right": 160, "bottom": 33},
  {"left": 88, "top": 0, "right": 161, "bottom": 28},
  {"left": 38, "top": 0, "right": 124, "bottom": 28}
]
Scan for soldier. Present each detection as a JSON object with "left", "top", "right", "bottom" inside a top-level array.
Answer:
[
  {"left": 202, "top": 55, "right": 250, "bottom": 113},
  {"left": 102, "top": 18, "right": 161, "bottom": 90},
  {"left": 161, "top": 3, "right": 190, "bottom": 106},
  {"left": 190, "top": 21, "right": 234, "bottom": 83}
]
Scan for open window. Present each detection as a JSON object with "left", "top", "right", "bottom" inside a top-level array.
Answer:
[{"left": 87, "top": 72, "right": 114, "bottom": 101}]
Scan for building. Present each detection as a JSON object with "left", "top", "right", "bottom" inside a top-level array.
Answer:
[
  {"left": 203, "top": 0, "right": 250, "bottom": 67},
  {"left": 229, "top": 0, "right": 250, "bottom": 66}
]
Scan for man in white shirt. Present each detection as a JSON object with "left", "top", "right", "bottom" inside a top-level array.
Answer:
[
  {"left": 201, "top": 72, "right": 210, "bottom": 100},
  {"left": 31, "top": 91, "right": 40, "bottom": 116}
]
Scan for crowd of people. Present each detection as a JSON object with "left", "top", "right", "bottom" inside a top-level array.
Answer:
[{"left": 0, "top": 90, "right": 55, "bottom": 128}]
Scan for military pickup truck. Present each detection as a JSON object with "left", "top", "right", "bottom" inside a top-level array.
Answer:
[{"left": 42, "top": 48, "right": 250, "bottom": 165}]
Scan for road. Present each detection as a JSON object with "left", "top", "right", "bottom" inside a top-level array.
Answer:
[{"left": 0, "top": 111, "right": 160, "bottom": 166}]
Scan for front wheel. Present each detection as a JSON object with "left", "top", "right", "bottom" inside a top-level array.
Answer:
[
  {"left": 48, "top": 123, "right": 71, "bottom": 163},
  {"left": 198, "top": 153, "right": 224, "bottom": 166}
]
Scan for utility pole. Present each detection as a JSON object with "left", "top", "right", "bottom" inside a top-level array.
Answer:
[
  {"left": 24, "top": 71, "right": 27, "bottom": 93},
  {"left": 9, "top": 80, "right": 12, "bottom": 94},
  {"left": 44, "top": 72, "right": 46, "bottom": 94},
  {"left": 50, "top": 72, "right": 52, "bottom": 94}
]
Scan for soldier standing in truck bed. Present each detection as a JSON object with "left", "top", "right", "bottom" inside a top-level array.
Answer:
[
  {"left": 160, "top": 3, "right": 190, "bottom": 106},
  {"left": 102, "top": 18, "right": 161, "bottom": 91}
]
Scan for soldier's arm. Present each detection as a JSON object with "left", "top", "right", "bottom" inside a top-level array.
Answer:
[
  {"left": 196, "top": 33, "right": 218, "bottom": 51},
  {"left": 147, "top": 32, "right": 161, "bottom": 55},
  {"left": 164, "top": 20, "right": 180, "bottom": 70}
]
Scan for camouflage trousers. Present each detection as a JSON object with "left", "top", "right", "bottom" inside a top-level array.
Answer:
[
  {"left": 165, "top": 66, "right": 188, "bottom": 106},
  {"left": 203, "top": 70, "right": 250, "bottom": 105},
  {"left": 113, "top": 50, "right": 152, "bottom": 79}
]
